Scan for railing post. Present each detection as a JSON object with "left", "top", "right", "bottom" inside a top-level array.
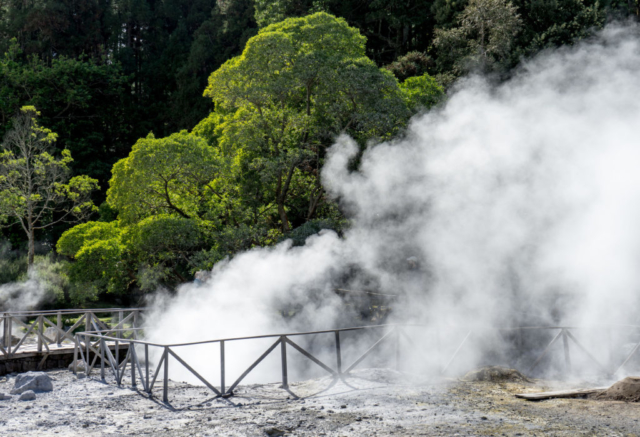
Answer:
[
  {"left": 56, "top": 311, "right": 62, "bottom": 345},
  {"left": 280, "top": 336, "right": 288, "bottom": 389},
  {"left": 118, "top": 311, "right": 123, "bottom": 339},
  {"left": 145, "top": 344, "right": 150, "bottom": 393},
  {"left": 115, "top": 336, "right": 120, "bottom": 378},
  {"left": 100, "top": 337, "right": 106, "bottom": 380},
  {"left": 3, "top": 314, "right": 11, "bottom": 356},
  {"left": 562, "top": 329, "right": 571, "bottom": 373},
  {"left": 163, "top": 347, "right": 169, "bottom": 403},
  {"left": 131, "top": 344, "right": 136, "bottom": 388},
  {"left": 37, "top": 315, "right": 43, "bottom": 352},
  {"left": 220, "top": 340, "right": 226, "bottom": 393},
  {"left": 85, "top": 333, "right": 90, "bottom": 372},
  {"left": 85, "top": 312, "right": 92, "bottom": 336},
  {"left": 85, "top": 334, "right": 91, "bottom": 376},
  {"left": 73, "top": 336, "right": 78, "bottom": 374},
  {"left": 335, "top": 331, "right": 342, "bottom": 375}
]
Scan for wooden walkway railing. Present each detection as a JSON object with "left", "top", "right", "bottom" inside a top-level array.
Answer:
[
  {"left": 0, "top": 308, "right": 144, "bottom": 360},
  {"left": 73, "top": 323, "right": 640, "bottom": 405}
]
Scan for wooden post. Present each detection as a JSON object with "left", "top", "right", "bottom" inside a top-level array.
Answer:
[
  {"left": 85, "top": 334, "right": 92, "bottom": 376},
  {"left": 145, "top": 344, "right": 150, "bottom": 393},
  {"left": 118, "top": 311, "right": 123, "bottom": 339},
  {"left": 37, "top": 315, "right": 43, "bottom": 352},
  {"left": 280, "top": 336, "right": 288, "bottom": 389},
  {"left": 56, "top": 311, "right": 62, "bottom": 345},
  {"left": 85, "top": 312, "right": 92, "bottom": 335},
  {"left": 220, "top": 340, "right": 226, "bottom": 393},
  {"left": 335, "top": 331, "right": 342, "bottom": 375},
  {"left": 73, "top": 337, "right": 78, "bottom": 374},
  {"left": 3, "top": 314, "right": 11, "bottom": 355},
  {"left": 163, "top": 348, "right": 169, "bottom": 403},
  {"left": 131, "top": 345, "right": 136, "bottom": 387},
  {"left": 101, "top": 338, "right": 106, "bottom": 380}
]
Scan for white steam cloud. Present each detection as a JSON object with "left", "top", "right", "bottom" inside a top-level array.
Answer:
[
  {"left": 145, "top": 23, "right": 640, "bottom": 382},
  {"left": 0, "top": 273, "right": 48, "bottom": 312}
]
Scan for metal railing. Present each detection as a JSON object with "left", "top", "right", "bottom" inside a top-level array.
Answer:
[
  {"left": 74, "top": 323, "right": 640, "bottom": 405},
  {"left": 74, "top": 324, "right": 399, "bottom": 403},
  {"left": 0, "top": 308, "right": 144, "bottom": 359}
]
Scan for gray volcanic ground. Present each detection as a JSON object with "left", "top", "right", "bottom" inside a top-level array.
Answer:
[{"left": 1, "top": 368, "right": 639, "bottom": 436}]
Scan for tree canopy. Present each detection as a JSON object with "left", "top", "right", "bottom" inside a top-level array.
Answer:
[
  {"left": 0, "top": 107, "right": 98, "bottom": 265},
  {"left": 0, "top": 1, "right": 635, "bottom": 306}
]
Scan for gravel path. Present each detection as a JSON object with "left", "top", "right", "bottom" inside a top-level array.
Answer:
[{"left": 0, "top": 368, "right": 639, "bottom": 436}]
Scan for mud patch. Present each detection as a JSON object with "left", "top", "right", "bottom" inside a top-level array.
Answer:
[
  {"left": 462, "top": 366, "right": 531, "bottom": 383},
  {"left": 595, "top": 376, "right": 640, "bottom": 402}
]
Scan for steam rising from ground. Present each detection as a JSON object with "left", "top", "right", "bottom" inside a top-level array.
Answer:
[
  {"left": 145, "top": 24, "right": 640, "bottom": 382},
  {"left": 0, "top": 273, "right": 48, "bottom": 313}
]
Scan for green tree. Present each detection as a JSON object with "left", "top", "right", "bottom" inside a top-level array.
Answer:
[
  {"left": 107, "top": 131, "right": 230, "bottom": 225},
  {"left": 0, "top": 39, "right": 132, "bottom": 191},
  {"left": 433, "top": 0, "right": 522, "bottom": 75},
  {"left": 0, "top": 107, "right": 98, "bottom": 265},
  {"left": 399, "top": 74, "right": 445, "bottom": 111},
  {"left": 57, "top": 220, "right": 124, "bottom": 303},
  {"left": 204, "top": 12, "right": 409, "bottom": 232}
]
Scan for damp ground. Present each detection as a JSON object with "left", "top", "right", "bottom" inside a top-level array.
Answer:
[{"left": 0, "top": 368, "right": 639, "bottom": 436}]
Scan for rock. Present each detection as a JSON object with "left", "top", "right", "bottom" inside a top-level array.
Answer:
[
  {"left": 10, "top": 372, "right": 53, "bottom": 394},
  {"left": 68, "top": 360, "right": 86, "bottom": 372},
  {"left": 264, "top": 427, "right": 285, "bottom": 436},
  {"left": 76, "top": 373, "right": 86, "bottom": 380},
  {"left": 0, "top": 392, "right": 11, "bottom": 400},
  {"left": 462, "top": 366, "right": 531, "bottom": 383},
  {"left": 0, "top": 335, "right": 20, "bottom": 347},
  {"left": 18, "top": 390, "right": 36, "bottom": 401}
]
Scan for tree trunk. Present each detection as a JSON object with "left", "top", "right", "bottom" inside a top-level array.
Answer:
[
  {"left": 28, "top": 226, "right": 35, "bottom": 268},
  {"left": 278, "top": 201, "right": 290, "bottom": 233}
]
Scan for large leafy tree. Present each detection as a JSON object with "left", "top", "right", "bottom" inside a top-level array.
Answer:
[
  {"left": 107, "top": 131, "right": 228, "bottom": 225},
  {"left": 0, "top": 107, "right": 98, "bottom": 265},
  {"left": 204, "top": 12, "right": 410, "bottom": 232},
  {"left": 58, "top": 130, "right": 243, "bottom": 296},
  {"left": 433, "top": 0, "right": 522, "bottom": 75},
  {"left": 0, "top": 40, "right": 131, "bottom": 191}
]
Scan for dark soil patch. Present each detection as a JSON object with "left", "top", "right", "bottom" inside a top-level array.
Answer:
[
  {"left": 595, "top": 376, "right": 640, "bottom": 402},
  {"left": 462, "top": 366, "right": 531, "bottom": 383}
]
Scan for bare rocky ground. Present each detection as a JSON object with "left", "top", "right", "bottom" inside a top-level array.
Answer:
[{"left": 0, "top": 368, "right": 639, "bottom": 436}]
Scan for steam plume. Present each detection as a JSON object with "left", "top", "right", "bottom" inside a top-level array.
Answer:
[{"left": 145, "top": 23, "right": 640, "bottom": 381}]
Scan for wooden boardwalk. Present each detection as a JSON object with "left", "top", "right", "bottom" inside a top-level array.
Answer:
[
  {"left": 1, "top": 340, "right": 129, "bottom": 360},
  {"left": 1, "top": 308, "right": 142, "bottom": 364}
]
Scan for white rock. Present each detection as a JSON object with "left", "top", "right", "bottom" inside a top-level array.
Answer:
[
  {"left": 68, "top": 360, "right": 86, "bottom": 372},
  {"left": 0, "top": 392, "right": 11, "bottom": 400},
  {"left": 10, "top": 372, "right": 53, "bottom": 394},
  {"left": 18, "top": 390, "right": 36, "bottom": 401}
]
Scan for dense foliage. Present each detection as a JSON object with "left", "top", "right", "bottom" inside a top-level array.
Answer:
[{"left": 0, "top": 0, "right": 636, "bottom": 306}]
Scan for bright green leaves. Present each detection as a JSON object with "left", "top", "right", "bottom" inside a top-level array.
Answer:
[
  {"left": 399, "top": 74, "right": 445, "bottom": 112},
  {"left": 0, "top": 107, "right": 98, "bottom": 264},
  {"left": 57, "top": 221, "right": 125, "bottom": 299},
  {"left": 204, "top": 12, "right": 410, "bottom": 232},
  {"left": 57, "top": 221, "right": 121, "bottom": 259},
  {"left": 62, "top": 129, "right": 243, "bottom": 295},
  {"left": 108, "top": 131, "right": 225, "bottom": 225},
  {"left": 58, "top": 216, "right": 210, "bottom": 296}
]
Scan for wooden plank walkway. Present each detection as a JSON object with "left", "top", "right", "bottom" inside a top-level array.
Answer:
[{"left": 1, "top": 339, "right": 128, "bottom": 360}]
